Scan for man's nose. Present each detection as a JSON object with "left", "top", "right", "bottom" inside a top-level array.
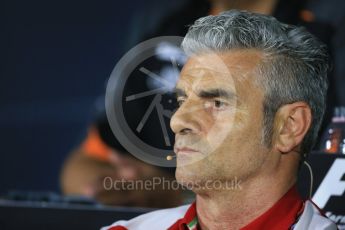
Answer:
[{"left": 170, "top": 99, "right": 202, "bottom": 135}]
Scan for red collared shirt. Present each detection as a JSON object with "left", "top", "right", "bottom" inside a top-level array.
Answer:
[
  {"left": 168, "top": 185, "right": 304, "bottom": 230},
  {"left": 103, "top": 184, "right": 336, "bottom": 230}
]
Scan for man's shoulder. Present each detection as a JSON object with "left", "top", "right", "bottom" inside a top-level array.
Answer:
[
  {"left": 101, "top": 204, "right": 190, "bottom": 230},
  {"left": 294, "top": 200, "right": 338, "bottom": 230}
]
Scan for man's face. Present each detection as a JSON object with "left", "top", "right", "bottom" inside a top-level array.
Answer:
[{"left": 170, "top": 50, "right": 272, "bottom": 189}]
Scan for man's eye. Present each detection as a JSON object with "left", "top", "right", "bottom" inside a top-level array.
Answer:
[
  {"left": 204, "top": 100, "right": 227, "bottom": 110},
  {"left": 214, "top": 100, "right": 226, "bottom": 108}
]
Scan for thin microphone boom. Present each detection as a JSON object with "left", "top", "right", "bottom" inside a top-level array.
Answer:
[{"left": 303, "top": 160, "right": 314, "bottom": 198}]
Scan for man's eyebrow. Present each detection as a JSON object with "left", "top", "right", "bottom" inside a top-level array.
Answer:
[
  {"left": 197, "top": 89, "right": 236, "bottom": 100},
  {"left": 174, "top": 87, "right": 236, "bottom": 100}
]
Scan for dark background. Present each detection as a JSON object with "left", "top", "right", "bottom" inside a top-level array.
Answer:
[{"left": 0, "top": 0, "right": 185, "bottom": 194}]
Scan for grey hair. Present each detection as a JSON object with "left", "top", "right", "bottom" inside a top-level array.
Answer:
[{"left": 181, "top": 10, "right": 329, "bottom": 155}]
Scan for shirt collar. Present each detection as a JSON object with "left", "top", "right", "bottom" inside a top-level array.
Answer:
[
  {"left": 168, "top": 202, "right": 198, "bottom": 230},
  {"left": 240, "top": 184, "right": 304, "bottom": 229},
  {"left": 169, "top": 184, "right": 303, "bottom": 230}
]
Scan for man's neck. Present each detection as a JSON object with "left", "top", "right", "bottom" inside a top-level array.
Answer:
[{"left": 195, "top": 158, "right": 298, "bottom": 230}]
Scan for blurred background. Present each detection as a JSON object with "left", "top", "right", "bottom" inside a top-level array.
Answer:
[
  {"left": 1, "top": 0, "right": 188, "bottom": 194},
  {"left": 1, "top": 0, "right": 345, "bottom": 228}
]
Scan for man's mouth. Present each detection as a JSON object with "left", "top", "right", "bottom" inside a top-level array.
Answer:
[{"left": 174, "top": 147, "right": 199, "bottom": 154}]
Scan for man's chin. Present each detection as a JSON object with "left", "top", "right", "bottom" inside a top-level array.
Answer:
[{"left": 176, "top": 164, "right": 203, "bottom": 186}]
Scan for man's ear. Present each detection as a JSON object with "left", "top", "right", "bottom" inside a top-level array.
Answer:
[{"left": 273, "top": 102, "right": 312, "bottom": 153}]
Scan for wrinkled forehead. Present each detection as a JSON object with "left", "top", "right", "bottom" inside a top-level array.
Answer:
[{"left": 177, "top": 50, "right": 263, "bottom": 90}]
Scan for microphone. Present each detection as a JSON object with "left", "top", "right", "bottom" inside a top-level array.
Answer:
[
  {"left": 303, "top": 160, "right": 314, "bottom": 198},
  {"left": 166, "top": 154, "right": 176, "bottom": 160}
]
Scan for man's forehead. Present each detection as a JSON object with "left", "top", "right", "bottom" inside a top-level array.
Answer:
[{"left": 177, "top": 49, "right": 263, "bottom": 88}]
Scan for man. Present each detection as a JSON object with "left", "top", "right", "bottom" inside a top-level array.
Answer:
[{"left": 102, "top": 10, "right": 337, "bottom": 229}]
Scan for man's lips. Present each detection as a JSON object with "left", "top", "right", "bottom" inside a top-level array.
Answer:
[{"left": 174, "top": 147, "right": 199, "bottom": 154}]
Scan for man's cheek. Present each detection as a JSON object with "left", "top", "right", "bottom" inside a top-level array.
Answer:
[{"left": 205, "top": 123, "right": 233, "bottom": 153}]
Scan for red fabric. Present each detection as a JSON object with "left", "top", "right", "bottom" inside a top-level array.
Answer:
[
  {"left": 108, "top": 226, "right": 128, "bottom": 230},
  {"left": 241, "top": 185, "right": 303, "bottom": 229},
  {"left": 168, "top": 185, "right": 303, "bottom": 230}
]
